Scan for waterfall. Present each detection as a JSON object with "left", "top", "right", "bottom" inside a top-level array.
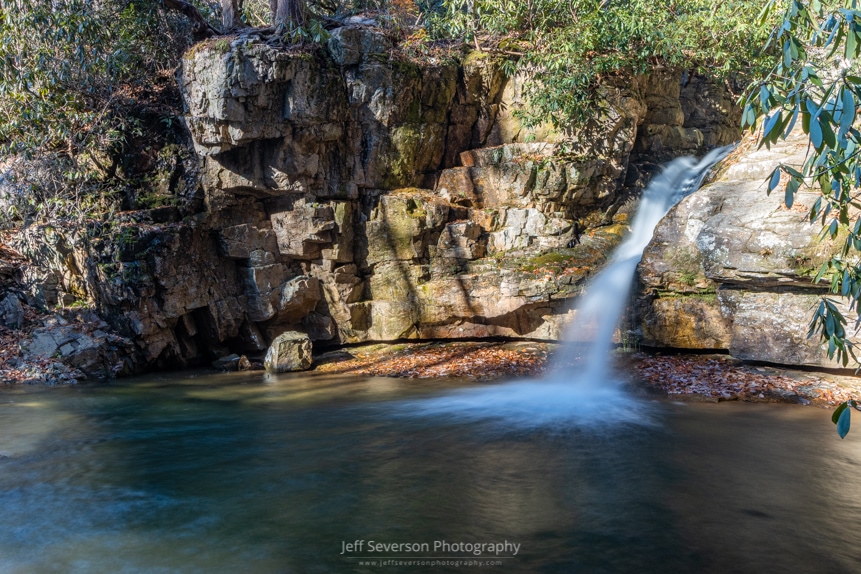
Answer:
[
  {"left": 401, "top": 145, "right": 733, "bottom": 427},
  {"left": 550, "top": 144, "right": 735, "bottom": 384}
]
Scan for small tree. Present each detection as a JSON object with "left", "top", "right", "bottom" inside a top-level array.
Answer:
[{"left": 221, "top": 0, "right": 306, "bottom": 30}]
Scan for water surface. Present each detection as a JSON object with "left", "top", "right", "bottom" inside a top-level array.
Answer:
[{"left": 1, "top": 372, "right": 860, "bottom": 573}]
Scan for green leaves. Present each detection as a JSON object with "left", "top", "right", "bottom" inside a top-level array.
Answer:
[
  {"left": 743, "top": 104, "right": 757, "bottom": 128},
  {"left": 820, "top": 114, "right": 837, "bottom": 148},
  {"left": 810, "top": 114, "right": 824, "bottom": 147},
  {"left": 785, "top": 177, "right": 799, "bottom": 208},
  {"left": 839, "top": 87, "right": 856, "bottom": 138},
  {"left": 833, "top": 401, "right": 850, "bottom": 424},
  {"left": 837, "top": 404, "right": 851, "bottom": 438},
  {"left": 0, "top": 0, "right": 213, "bottom": 158},
  {"left": 833, "top": 401, "right": 856, "bottom": 438},
  {"left": 767, "top": 167, "right": 782, "bottom": 194},
  {"left": 0, "top": 0, "right": 217, "bottom": 227},
  {"left": 428, "top": 0, "right": 773, "bottom": 130},
  {"left": 745, "top": 0, "right": 861, "bottom": 371},
  {"left": 806, "top": 293, "right": 859, "bottom": 367}
]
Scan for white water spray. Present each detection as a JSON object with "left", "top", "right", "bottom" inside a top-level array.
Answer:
[{"left": 402, "top": 146, "right": 733, "bottom": 427}]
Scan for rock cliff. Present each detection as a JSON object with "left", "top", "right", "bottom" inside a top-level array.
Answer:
[{"left": 9, "top": 23, "right": 739, "bottom": 373}]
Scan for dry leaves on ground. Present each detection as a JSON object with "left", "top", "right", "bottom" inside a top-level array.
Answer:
[
  {"left": 0, "top": 308, "right": 85, "bottom": 385},
  {"left": 318, "top": 344, "right": 860, "bottom": 407},
  {"left": 632, "top": 354, "right": 856, "bottom": 405},
  {"left": 316, "top": 342, "right": 550, "bottom": 380}
]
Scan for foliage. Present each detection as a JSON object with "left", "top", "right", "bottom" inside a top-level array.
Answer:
[
  {"left": 240, "top": 0, "right": 278, "bottom": 25},
  {"left": 239, "top": 0, "right": 418, "bottom": 28},
  {"left": 742, "top": 0, "right": 861, "bottom": 371},
  {"left": 0, "top": 0, "right": 218, "bottom": 226},
  {"left": 832, "top": 399, "right": 856, "bottom": 437},
  {"left": 0, "top": 154, "right": 119, "bottom": 225},
  {"left": 741, "top": 0, "right": 861, "bottom": 437},
  {"left": 0, "top": 0, "right": 216, "bottom": 157},
  {"left": 424, "top": 0, "right": 775, "bottom": 128}
]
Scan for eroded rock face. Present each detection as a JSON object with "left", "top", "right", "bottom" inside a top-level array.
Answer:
[
  {"left": 636, "top": 129, "right": 853, "bottom": 367},
  {"left": 174, "top": 30, "right": 673, "bottom": 350},
  {"left": 8, "top": 23, "right": 741, "bottom": 374}
]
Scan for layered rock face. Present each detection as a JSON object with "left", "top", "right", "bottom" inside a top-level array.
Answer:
[
  {"left": 636, "top": 129, "right": 854, "bottom": 368},
  {"left": 11, "top": 24, "right": 739, "bottom": 372}
]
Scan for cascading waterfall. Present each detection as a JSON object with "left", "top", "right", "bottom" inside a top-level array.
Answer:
[
  {"left": 401, "top": 145, "right": 734, "bottom": 427},
  {"left": 549, "top": 144, "right": 735, "bottom": 384}
]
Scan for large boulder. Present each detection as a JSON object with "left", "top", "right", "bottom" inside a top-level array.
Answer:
[
  {"left": 636, "top": 128, "right": 852, "bottom": 368},
  {"left": 264, "top": 331, "right": 313, "bottom": 372}
]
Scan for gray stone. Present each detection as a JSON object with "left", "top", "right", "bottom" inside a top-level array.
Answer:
[
  {"left": 437, "top": 221, "right": 485, "bottom": 259},
  {"left": 26, "top": 322, "right": 124, "bottom": 379},
  {"left": 270, "top": 201, "right": 336, "bottom": 259},
  {"left": 279, "top": 276, "right": 322, "bottom": 322},
  {"left": 238, "top": 321, "right": 267, "bottom": 351},
  {"left": 0, "top": 294, "right": 23, "bottom": 329},
  {"left": 325, "top": 27, "right": 389, "bottom": 66},
  {"left": 264, "top": 331, "right": 313, "bottom": 372},
  {"left": 720, "top": 289, "right": 840, "bottom": 367}
]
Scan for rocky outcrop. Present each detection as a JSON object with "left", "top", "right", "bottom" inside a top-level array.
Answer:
[
  {"left": 7, "top": 22, "right": 740, "bottom": 375},
  {"left": 629, "top": 71, "right": 741, "bottom": 168},
  {"left": 636, "top": 128, "right": 853, "bottom": 368},
  {"left": 25, "top": 313, "right": 133, "bottom": 379}
]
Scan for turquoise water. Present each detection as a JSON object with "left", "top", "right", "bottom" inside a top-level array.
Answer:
[{"left": 1, "top": 371, "right": 860, "bottom": 573}]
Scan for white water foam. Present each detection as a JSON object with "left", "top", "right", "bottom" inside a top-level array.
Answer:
[{"left": 401, "top": 145, "right": 734, "bottom": 428}]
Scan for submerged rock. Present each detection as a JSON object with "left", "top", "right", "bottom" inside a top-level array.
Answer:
[
  {"left": 264, "top": 331, "right": 313, "bottom": 372},
  {"left": 212, "top": 354, "right": 241, "bottom": 371}
]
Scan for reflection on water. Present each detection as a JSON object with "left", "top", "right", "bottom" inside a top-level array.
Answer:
[{"left": 1, "top": 371, "right": 861, "bottom": 573}]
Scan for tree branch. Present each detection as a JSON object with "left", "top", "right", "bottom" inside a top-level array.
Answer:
[{"left": 161, "top": 0, "right": 221, "bottom": 38}]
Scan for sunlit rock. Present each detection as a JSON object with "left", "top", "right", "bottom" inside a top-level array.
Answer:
[
  {"left": 264, "top": 331, "right": 313, "bottom": 372},
  {"left": 637, "top": 128, "right": 856, "bottom": 367}
]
